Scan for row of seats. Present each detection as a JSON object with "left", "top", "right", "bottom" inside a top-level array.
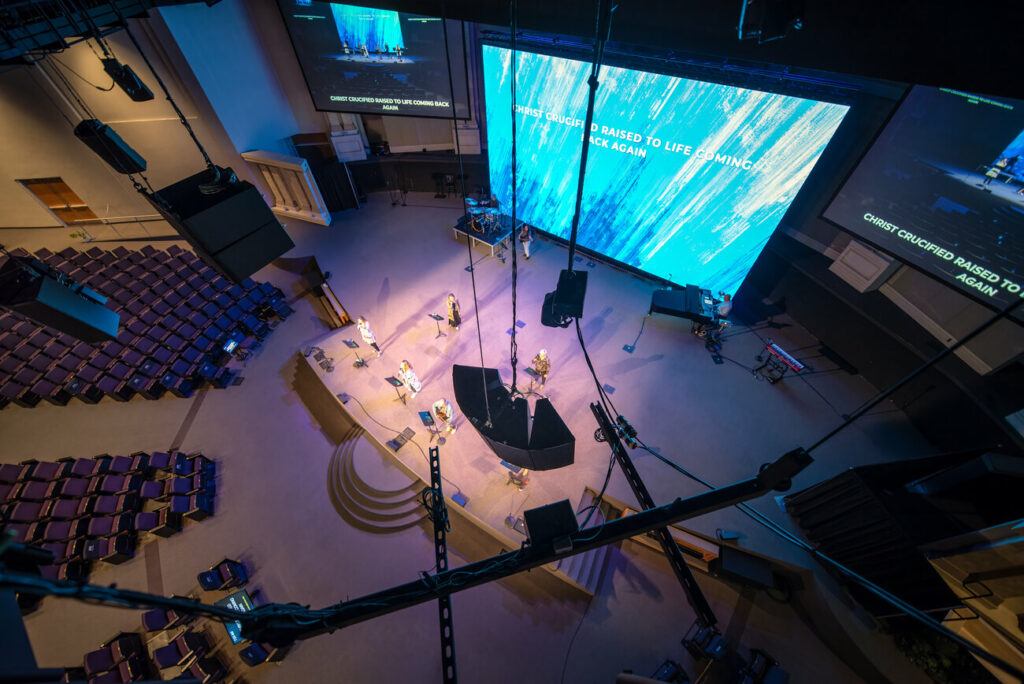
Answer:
[
  {"left": 1, "top": 452, "right": 215, "bottom": 600},
  {"left": 140, "top": 557, "right": 287, "bottom": 681},
  {"left": 0, "top": 244, "right": 293, "bottom": 409}
]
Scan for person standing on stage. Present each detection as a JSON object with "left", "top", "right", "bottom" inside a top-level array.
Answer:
[
  {"left": 384, "top": 42, "right": 389, "bottom": 58},
  {"left": 518, "top": 223, "right": 533, "bottom": 260},
  {"left": 531, "top": 349, "right": 550, "bottom": 386},
  {"left": 343, "top": 40, "right": 350, "bottom": 55},
  {"left": 446, "top": 293, "right": 461, "bottom": 330},
  {"left": 432, "top": 398, "right": 457, "bottom": 434},
  {"left": 375, "top": 43, "right": 382, "bottom": 61},
  {"left": 398, "top": 360, "right": 422, "bottom": 398},
  {"left": 360, "top": 42, "right": 369, "bottom": 58},
  {"left": 357, "top": 316, "right": 381, "bottom": 357},
  {"left": 396, "top": 45, "right": 403, "bottom": 59}
]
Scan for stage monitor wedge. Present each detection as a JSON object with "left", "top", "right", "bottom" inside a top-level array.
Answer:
[{"left": 145, "top": 166, "right": 295, "bottom": 282}]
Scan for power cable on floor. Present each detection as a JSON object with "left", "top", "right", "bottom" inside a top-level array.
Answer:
[{"left": 347, "top": 394, "right": 464, "bottom": 497}]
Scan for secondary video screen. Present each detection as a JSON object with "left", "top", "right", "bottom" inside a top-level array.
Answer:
[
  {"left": 278, "top": 1, "right": 469, "bottom": 118},
  {"left": 824, "top": 85, "right": 1024, "bottom": 308},
  {"left": 482, "top": 45, "right": 849, "bottom": 295}
]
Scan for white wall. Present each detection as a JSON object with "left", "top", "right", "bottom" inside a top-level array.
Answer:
[
  {"left": 0, "top": 23, "right": 231, "bottom": 230},
  {"left": 158, "top": 0, "right": 301, "bottom": 157}
]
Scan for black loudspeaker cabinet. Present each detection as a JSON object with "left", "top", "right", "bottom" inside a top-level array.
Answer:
[
  {"left": 452, "top": 365, "right": 575, "bottom": 471},
  {"left": 146, "top": 167, "right": 294, "bottom": 282},
  {"left": 0, "top": 257, "right": 119, "bottom": 343},
  {"left": 74, "top": 119, "right": 147, "bottom": 174}
]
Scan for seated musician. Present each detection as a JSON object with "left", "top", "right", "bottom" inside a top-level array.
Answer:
[
  {"left": 432, "top": 398, "right": 457, "bottom": 434},
  {"left": 716, "top": 293, "right": 733, "bottom": 320},
  {"left": 531, "top": 349, "right": 550, "bottom": 387}
]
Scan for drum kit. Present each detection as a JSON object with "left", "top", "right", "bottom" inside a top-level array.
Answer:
[{"left": 466, "top": 197, "right": 501, "bottom": 233}]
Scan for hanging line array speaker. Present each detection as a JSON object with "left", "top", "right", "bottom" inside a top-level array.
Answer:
[{"left": 452, "top": 364, "right": 574, "bottom": 471}]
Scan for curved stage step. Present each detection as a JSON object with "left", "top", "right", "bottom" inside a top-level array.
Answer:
[{"left": 327, "top": 426, "right": 427, "bottom": 532}]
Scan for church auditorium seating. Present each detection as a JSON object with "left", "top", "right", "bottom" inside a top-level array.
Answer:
[
  {"left": 0, "top": 451, "right": 217, "bottom": 603},
  {"left": 0, "top": 245, "right": 291, "bottom": 410}
]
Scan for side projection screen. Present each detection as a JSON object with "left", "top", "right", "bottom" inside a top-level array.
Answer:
[
  {"left": 482, "top": 45, "right": 849, "bottom": 294},
  {"left": 824, "top": 86, "right": 1024, "bottom": 308},
  {"left": 278, "top": 1, "right": 469, "bottom": 118}
]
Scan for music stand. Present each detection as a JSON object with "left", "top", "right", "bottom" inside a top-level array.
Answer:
[
  {"left": 428, "top": 313, "right": 446, "bottom": 339},
  {"left": 521, "top": 366, "right": 544, "bottom": 397},
  {"left": 418, "top": 410, "right": 442, "bottom": 444},
  {"left": 344, "top": 339, "right": 365, "bottom": 368},
  {"left": 385, "top": 376, "right": 406, "bottom": 404}
]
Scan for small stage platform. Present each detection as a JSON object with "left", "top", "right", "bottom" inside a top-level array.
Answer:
[{"left": 297, "top": 335, "right": 596, "bottom": 595}]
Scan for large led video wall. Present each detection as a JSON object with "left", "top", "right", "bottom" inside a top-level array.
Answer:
[
  {"left": 482, "top": 45, "right": 849, "bottom": 294},
  {"left": 279, "top": 1, "right": 469, "bottom": 118},
  {"left": 824, "top": 86, "right": 1024, "bottom": 308}
]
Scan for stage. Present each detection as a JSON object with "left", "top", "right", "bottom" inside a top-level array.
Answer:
[{"left": 283, "top": 191, "right": 933, "bottom": 592}]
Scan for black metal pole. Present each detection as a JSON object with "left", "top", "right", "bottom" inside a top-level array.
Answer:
[
  {"left": 591, "top": 402, "right": 719, "bottom": 627},
  {"left": 237, "top": 448, "right": 811, "bottom": 645},
  {"left": 427, "top": 446, "right": 458, "bottom": 683}
]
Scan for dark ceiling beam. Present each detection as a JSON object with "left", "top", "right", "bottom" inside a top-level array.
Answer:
[
  {"left": 0, "top": 0, "right": 212, "bottom": 63},
  {"left": 318, "top": 0, "right": 1023, "bottom": 100}
]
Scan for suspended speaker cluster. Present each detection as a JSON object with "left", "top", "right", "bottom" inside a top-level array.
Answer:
[{"left": 452, "top": 365, "right": 575, "bottom": 471}]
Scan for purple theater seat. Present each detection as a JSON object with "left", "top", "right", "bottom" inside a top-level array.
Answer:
[
  {"left": 91, "top": 495, "right": 120, "bottom": 516},
  {"left": 46, "top": 498, "right": 79, "bottom": 520},
  {"left": 9, "top": 501, "right": 42, "bottom": 522},
  {"left": 83, "top": 647, "right": 116, "bottom": 677},
  {"left": 134, "top": 511, "right": 158, "bottom": 532},
  {"left": 86, "top": 669, "right": 120, "bottom": 684},
  {"left": 27, "top": 461, "right": 64, "bottom": 481},
  {"left": 142, "top": 608, "right": 172, "bottom": 631},
  {"left": 17, "top": 481, "right": 50, "bottom": 501},
  {"left": 59, "top": 477, "right": 89, "bottom": 498},
  {"left": 148, "top": 451, "right": 172, "bottom": 471},
  {"left": 37, "top": 520, "right": 74, "bottom": 541},
  {"left": 87, "top": 513, "right": 132, "bottom": 538},
  {"left": 97, "top": 475, "right": 127, "bottom": 494},
  {"left": 167, "top": 477, "right": 194, "bottom": 496},
  {"left": 106, "top": 456, "right": 134, "bottom": 474},
  {"left": 0, "top": 463, "right": 23, "bottom": 483},
  {"left": 139, "top": 480, "right": 163, "bottom": 500},
  {"left": 0, "top": 483, "right": 13, "bottom": 503},
  {"left": 69, "top": 459, "right": 100, "bottom": 478},
  {"left": 152, "top": 643, "right": 182, "bottom": 670}
]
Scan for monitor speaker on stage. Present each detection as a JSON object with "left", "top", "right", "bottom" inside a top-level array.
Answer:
[
  {"left": 144, "top": 166, "right": 294, "bottom": 282},
  {"left": 452, "top": 365, "right": 575, "bottom": 471}
]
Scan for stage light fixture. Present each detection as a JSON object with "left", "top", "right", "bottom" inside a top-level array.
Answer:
[
  {"left": 0, "top": 254, "right": 119, "bottom": 342},
  {"left": 101, "top": 58, "right": 154, "bottom": 101}
]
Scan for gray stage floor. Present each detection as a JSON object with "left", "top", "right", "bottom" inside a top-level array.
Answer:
[{"left": 0, "top": 192, "right": 935, "bottom": 683}]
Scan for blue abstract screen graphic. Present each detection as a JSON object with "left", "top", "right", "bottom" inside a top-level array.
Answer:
[
  {"left": 331, "top": 4, "right": 403, "bottom": 52},
  {"left": 482, "top": 46, "right": 849, "bottom": 294}
]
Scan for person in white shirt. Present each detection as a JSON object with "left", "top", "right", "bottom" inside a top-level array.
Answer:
[
  {"left": 357, "top": 316, "right": 381, "bottom": 357},
  {"left": 432, "top": 398, "right": 456, "bottom": 433},
  {"left": 398, "top": 360, "right": 421, "bottom": 398}
]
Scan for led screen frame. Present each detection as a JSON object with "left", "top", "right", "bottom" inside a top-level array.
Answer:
[
  {"left": 822, "top": 85, "right": 1024, "bottom": 311},
  {"left": 277, "top": 0, "right": 471, "bottom": 119},
  {"left": 481, "top": 43, "right": 851, "bottom": 295}
]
